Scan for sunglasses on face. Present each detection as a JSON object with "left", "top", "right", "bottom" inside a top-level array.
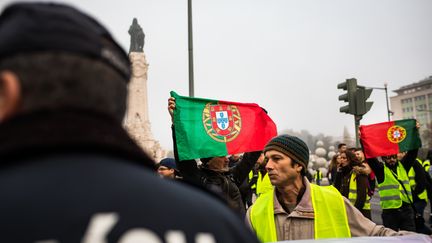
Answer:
[{"left": 382, "top": 155, "right": 397, "bottom": 160}]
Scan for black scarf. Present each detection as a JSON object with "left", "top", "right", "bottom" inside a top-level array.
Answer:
[{"left": 0, "top": 110, "right": 156, "bottom": 169}]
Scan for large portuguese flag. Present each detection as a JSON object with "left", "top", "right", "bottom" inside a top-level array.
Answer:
[
  {"left": 359, "top": 119, "right": 421, "bottom": 159},
  {"left": 171, "top": 91, "right": 277, "bottom": 161}
]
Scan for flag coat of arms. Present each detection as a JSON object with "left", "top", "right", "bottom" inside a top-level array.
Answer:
[
  {"left": 359, "top": 119, "right": 422, "bottom": 159},
  {"left": 171, "top": 91, "right": 277, "bottom": 161}
]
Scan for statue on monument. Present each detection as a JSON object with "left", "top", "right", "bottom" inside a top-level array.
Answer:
[{"left": 128, "top": 18, "right": 144, "bottom": 53}]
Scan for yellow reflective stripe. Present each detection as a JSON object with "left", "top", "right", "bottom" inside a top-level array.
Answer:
[
  {"left": 381, "top": 195, "right": 402, "bottom": 201},
  {"left": 380, "top": 185, "right": 400, "bottom": 190}
]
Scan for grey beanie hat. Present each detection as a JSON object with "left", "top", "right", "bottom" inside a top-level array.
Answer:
[{"left": 264, "top": 134, "right": 310, "bottom": 172}]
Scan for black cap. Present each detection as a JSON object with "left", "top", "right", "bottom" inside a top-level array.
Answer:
[{"left": 0, "top": 2, "right": 131, "bottom": 80}]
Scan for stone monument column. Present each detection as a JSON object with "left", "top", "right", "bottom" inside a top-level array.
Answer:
[{"left": 124, "top": 18, "right": 165, "bottom": 162}]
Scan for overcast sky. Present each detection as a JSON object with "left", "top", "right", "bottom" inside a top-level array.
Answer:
[{"left": 1, "top": 0, "right": 431, "bottom": 151}]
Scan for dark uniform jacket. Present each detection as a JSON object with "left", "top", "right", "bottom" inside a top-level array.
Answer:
[{"left": 0, "top": 111, "right": 260, "bottom": 243}]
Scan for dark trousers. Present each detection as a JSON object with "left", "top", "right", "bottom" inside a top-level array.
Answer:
[
  {"left": 382, "top": 204, "right": 415, "bottom": 232},
  {"left": 413, "top": 200, "right": 432, "bottom": 234}
]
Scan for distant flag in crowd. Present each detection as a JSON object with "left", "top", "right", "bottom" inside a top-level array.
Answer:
[
  {"left": 171, "top": 91, "right": 277, "bottom": 161},
  {"left": 359, "top": 119, "right": 421, "bottom": 159}
]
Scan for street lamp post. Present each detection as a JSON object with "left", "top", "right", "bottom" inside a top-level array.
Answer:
[
  {"left": 367, "top": 83, "right": 391, "bottom": 121},
  {"left": 384, "top": 83, "right": 390, "bottom": 121},
  {"left": 188, "top": 0, "right": 194, "bottom": 97}
]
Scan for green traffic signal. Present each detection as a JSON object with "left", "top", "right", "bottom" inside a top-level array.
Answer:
[
  {"left": 337, "top": 78, "right": 357, "bottom": 115},
  {"left": 355, "top": 86, "right": 373, "bottom": 115}
]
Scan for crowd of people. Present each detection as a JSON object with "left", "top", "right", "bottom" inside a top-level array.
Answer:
[{"left": 0, "top": 2, "right": 431, "bottom": 243}]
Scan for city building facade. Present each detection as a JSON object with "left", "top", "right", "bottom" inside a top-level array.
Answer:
[{"left": 390, "top": 76, "right": 432, "bottom": 146}]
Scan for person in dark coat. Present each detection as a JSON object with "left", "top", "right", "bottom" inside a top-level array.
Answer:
[
  {"left": 334, "top": 150, "right": 371, "bottom": 219},
  {"left": 0, "top": 3, "right": 260, "bottom": 243}
]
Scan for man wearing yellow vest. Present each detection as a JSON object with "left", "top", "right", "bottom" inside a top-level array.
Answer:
[
  {"left": 367, "top": 149, "right": 419, "bottom": 232},
  {"left": 246, "top": 135, "right": 408, "bottom": 242}
]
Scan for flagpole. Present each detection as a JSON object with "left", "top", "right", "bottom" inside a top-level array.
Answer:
[{"left": 188, "top": 0, "right": 194, "bottom": 97}]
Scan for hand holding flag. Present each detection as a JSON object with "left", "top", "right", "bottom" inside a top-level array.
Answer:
[{"left": 359, "top": 119, "right": 421, "bottom": 159}]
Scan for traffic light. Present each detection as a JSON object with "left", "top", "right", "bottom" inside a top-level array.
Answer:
[
  {"left": 355, "top": 86, "right": 373, "bottom": 115},
  {"left": 337, "top": 78, "right": 357, "bottom": 115}
]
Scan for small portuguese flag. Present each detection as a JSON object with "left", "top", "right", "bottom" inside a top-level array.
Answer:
[
  {"left": 359, "top": 119, "right": 421, "bottom": 159},
  {"left": 171, "top": 91, "right": 277, "bottom": 161}
]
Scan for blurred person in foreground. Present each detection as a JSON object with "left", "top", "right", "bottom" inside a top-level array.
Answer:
[
  {"left": 0, "top": 3, "right": 260, "bottom": 243},
  {"left": 246, "top": 134, "right": 415, "bottom": 242}
]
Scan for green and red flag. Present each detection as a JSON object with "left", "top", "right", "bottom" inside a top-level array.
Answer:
[
  {"left": 359, "top": 119, "right": 421, "bottom": 159},
  {"left": 171, "top": 91, "right": 277, "bottom": 161}
]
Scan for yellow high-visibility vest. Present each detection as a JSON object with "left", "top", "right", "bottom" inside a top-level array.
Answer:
[
  {"left": 249, "top": 171, "right": 273, "bottom": 196},
  {"left": 378, "top": 162, "right": 412, "bottom": 209},
  {"left": 250, "top": 184, "right": 351, "bottom": 242},
  {"left": 257, "top": 172, "right": 273, "bottom": 196},
  {"left": 422, "top": 159, "right": 430, "bottom": 173},
  {"left": 348, "top": 172, "right": 371, "bottom": 210},
  {"left": 314, "top": 170, "right": 323, "bottom": 180},
  {"left": 408, "top": 159, "right": 428, "bottom": 201},
  {"left": 249, "top": 171, "right": 273, "bottom": 197}
]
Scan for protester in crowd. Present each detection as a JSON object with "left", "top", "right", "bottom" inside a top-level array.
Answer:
[
  {"left": 338, "top": 143, "right": 347, "bottom": 153},
  {"left": 354, "top": 148, "right": 376, "bottom": 197},
  {"left": 168, "top": 97, "right": 260, "bottom": 216},
  {"left": 0, "top": 3, "right": 261, "bottom": 243},
  {"left": 313, "top": 168, "right": 323, "bottom": 185},
  {"left": 327, "top": 154, "right": 340, "bottom": 185},
  {"left": 157, "top": 157, "right": 179, "bottom": 179},
  {"left": 348, "top": 147, "right": 357, "bottom": 153},
  {"left": 425, "top": 149, "right": 432, "bottom": 224},
  {"left": 229, "top": 153, "right": 243, "bottom": 168},
  {"left": 407, "top": 156, "right": 431, "bottom": 234},
  {"left": 366, "top": 140, "right": 420, "bottom": 232},
  {"left": 241, "top": 152, "right": 273, "bottom": 208},
  {"left": 246, "top": 135, "right": 411, "bottom": 242},
  {"left": 333, "top": 150, "right": 371, "bottom": 219}
]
